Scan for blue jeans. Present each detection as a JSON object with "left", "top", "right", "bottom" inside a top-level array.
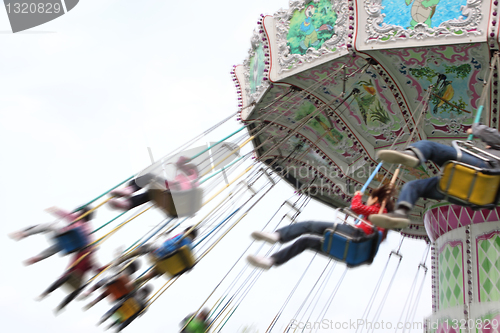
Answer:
[
  {"left": 398, "top": 141, "right": 490, "bottom": 209},
  {"left": 270, "top": 221, "right": 364, "bottom": 265}
]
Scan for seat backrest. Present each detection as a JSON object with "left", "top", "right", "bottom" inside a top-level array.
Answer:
[
  {"left": 63, "top": 272, "right": 83, "bottom": 292},
  {"left": 438, "top": 161, "right": 500, "bottom": 208},
  {"left": 153, "top": 245, "right": 195, "bottom": 276},
  {"left": 169, "top": 187, "right": 204, "bottom": 217},
  {"left": 321, "top": 228, "right": 382, "bottom": 268},
  {"left": 148, "top": 182, "right": 204, "bottom": 218}
]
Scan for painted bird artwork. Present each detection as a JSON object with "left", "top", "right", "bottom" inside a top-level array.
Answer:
[
  {"left": 314, "top": 116, "right": 340, "bottom": 143},
  {"left": 432, "top": 80, "right": 454, "bottom": 114},
  {"left": 353, "top": 79, "right": 389, "bottom": 124}
]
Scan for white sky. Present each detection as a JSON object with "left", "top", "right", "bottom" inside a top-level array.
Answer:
[{"left": 0, "top": 1, "right": 432, "bottom": 332}]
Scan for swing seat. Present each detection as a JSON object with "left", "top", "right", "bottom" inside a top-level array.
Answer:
[
  {"left": 152, "top": 245, "right": 195, "bottom": 277},
  {"left": 438, "top": 161, "right": 500, "bottom": 209},
  {"left": 54, "top": 227, "right": 88, "bottom": 254},
  {"left": 115, "top": 298, "right": 141, "bottom": 322},
  {"left": 148, "top": 183, "right": 203, "bottom": 218},
  {"left": 321, "top": 226, "right": 383, "bottom": 268},
  {"left": 106, "top": 276, "right": 133, "bottom": 302}
]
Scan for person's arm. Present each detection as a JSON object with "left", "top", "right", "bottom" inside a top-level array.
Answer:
[
  {"left": 350, "top": 192, "right": 381, "bottom": 216},
  {"left": 56, "top": 286, "right": 85, "bottom": 312},
  {"left": 114, "top": 245, "right": 153, "bottom": 266},
  {"left": 45, "top": 207, "right": 79, "bottom": 223},
  {"left": 472, "top": 123, "right": 500, "bottom": 148}
]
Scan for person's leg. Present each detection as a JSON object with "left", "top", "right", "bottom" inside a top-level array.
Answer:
[
  {"left": 251, "top": 221, "right": 334, "bottom": 244},
  {"left": 410, "top": 141, "right": 489, "bottom": 168},
  {"left": 274, "top": 221, "right": 335, "bottom": 242},
  {"left": 9, "top": 223, "right": 58, "bottom": 240},
  {"left": 378, "top": 140, "right": 489, "bottom": 169},
  {"left": 109, "top": 192, "right": 152, "bottom": 210},
  {"left": 25, "top": 244, "right": 61, "bottom": 265},
  {"left": 128, "top": 193, "right": 152, "bottom": 209},
  {"left": 105, "top": 320, "right": 119, "bottom": 330},
  {"left": 38, "top": 273, "right": 71, "bottom": 299},
  {"left": 98, "top": 301, "right": 122, "bottom": 325},
  {"left": 111, "top": 173, "right": 157, "bottom": 197},
  {"left": 396, "top": 177, "right": 444, "bottom": 210},
  {"left": 23, "top": 223, "right": 58, "bottom": 236},
  {"left": 85, "top": 291, "right": 107, "bottom": 310},
  {"left": 133, "top": 173, "right": 158, "bottom": 189},
  {"left": 116, "top": 314, "right": 140, "bottom": 332},
  {"left": 56, "top": 285, "right": 85, "bottom": 312},
  {"left": 271, "top": 236, "right": 322, "bottom": 265}
]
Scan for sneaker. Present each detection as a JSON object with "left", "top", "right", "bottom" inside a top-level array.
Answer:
[
  {"left": 35, "top": 292, "right": 48, "bottom": 302},
  {"left": 24, "top": 256, "right": 40, "bottom": 266},
  {"left": 8, "top": 231, "right": 26, "bottom": 241},
  {"left": 84, "top": 301, "right": 96, "bottom": 311},
  {"left": 108, "top": 198, "right": 131, "bottom": 211},
  {"left": 247, "top": 254, "right": 275, "bottom": 270},
  {"left": 368, "top": 213, "right": 410, "bottom": 229},
  {"left": 251, "top": 231, "right": 280, "bottom": 244},
  {"left": 110, "top": 186, "right": 136, "bottom": 197},
  {"left": 376, "top": 150, "right": 420, "bottom": 168}
]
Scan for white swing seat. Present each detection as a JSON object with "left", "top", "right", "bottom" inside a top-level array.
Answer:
[{"left": 148, "top": 182, "right": 203, "bottom": 218}]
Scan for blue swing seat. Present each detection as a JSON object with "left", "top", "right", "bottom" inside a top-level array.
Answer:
[
  {"left": 321, "top": 225, "right": 383, "bottom": 268},
  {"left": 54, "top": 227, "right": 88, "bottom": 254}
]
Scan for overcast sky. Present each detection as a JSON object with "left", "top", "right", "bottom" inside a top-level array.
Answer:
[{"left": 0, "top": 1, "right": 432, "bottom": 332}]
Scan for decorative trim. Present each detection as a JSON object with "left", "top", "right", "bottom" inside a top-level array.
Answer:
[
  {"left": 465, "top": 224, "right": 472, "bottom": 323},
  {"left": 400, "top": 232, "right": 430, "bottom": 242},
  {"left": 438, "top": 240, "right": 463, "bottom": 253},
  {"left": 431, "top": 245, "right": 438, "bottom": 313},
  {"left": 363, "top": 0, "right": 483, "bottom": 43},
  {"left": 273, "top": 0, "right": 351, "bottom": 74},
  {"left": 490, "top": 0, "right": 499, "bottom": 50},
  {"left": 492, "top": 63, "right": 499, "bottom": 129},
  {"left": 231, "top": 65, "right": 244, "bottom": 122},
  {"left": 242, "top": 16, "right": 272, "bottom": 105},
  {"left": 424, "top": 205, "right": 500, "bottom": 242}
]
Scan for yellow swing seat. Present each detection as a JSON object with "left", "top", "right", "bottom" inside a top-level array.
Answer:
[
  {"left": 148, "top": 182, "right": 203, "bottom": 218},
  {"left": 438, "top": 161, "right": 500, "bottom": 208},
  {"left": 151, "top": 245, "right": 195, "bottom": 277},
  {"left": 114, "top": 298, "right": 141, "bottom": 322}
]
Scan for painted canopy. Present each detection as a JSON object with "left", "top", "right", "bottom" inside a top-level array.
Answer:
[{"left": 232, "top": 0, "right": 500, "bottom": 241}]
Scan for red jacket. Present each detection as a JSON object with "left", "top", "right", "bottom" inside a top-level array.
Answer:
[{"left": 350, "top": 193, "right": 386, "bottom": 236}]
